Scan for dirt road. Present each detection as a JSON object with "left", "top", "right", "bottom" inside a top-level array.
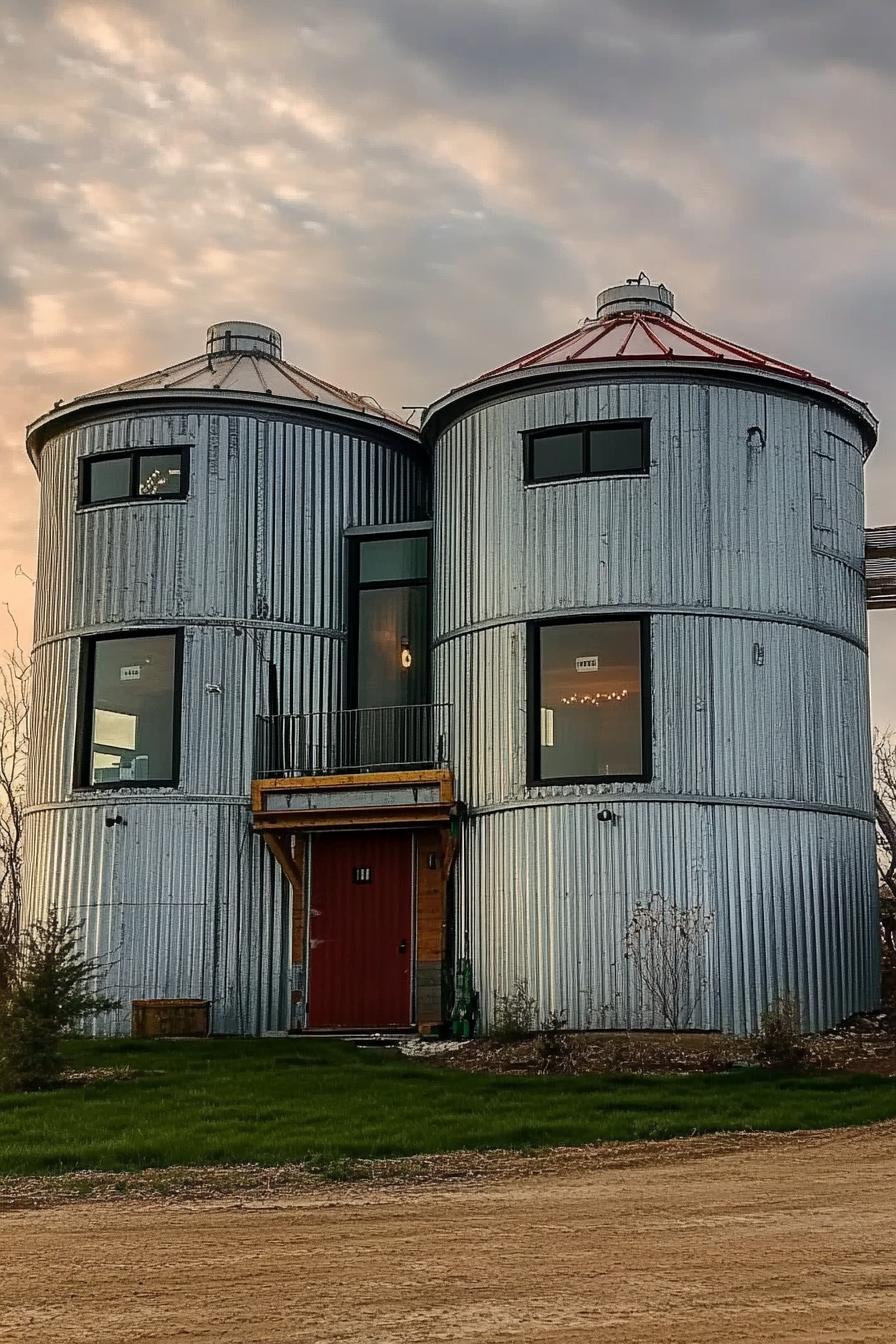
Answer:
[{"left": 2, "top": 1125, "right": 896, "bottom": 1342}]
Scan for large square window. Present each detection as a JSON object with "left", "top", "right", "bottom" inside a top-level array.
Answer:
[
  {"left": 531, "top": 617, "right": 649, "bottom": 782},
  {"left": 77, "top": 631, "right": 182, "bottom": 786}
]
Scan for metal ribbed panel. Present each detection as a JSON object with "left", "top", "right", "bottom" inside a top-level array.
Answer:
[
  {"left": 433, "top": 381, "right": 866, "bottom": 645},
  {"left": 25, "top": 402, "right": 426, "bottom": 1034},
  {"left": 433, "top": 374, "right": 876, "bottom": 1033},
  {"left": 456, "top": 803, "right": 876, "bottom": 1035},
  {"left": 27, "top": 627, "right": 340, "bottom": 804},
  {"left": 22, "top": 800, "right": 288, "bottom": 1035},
  {"left": 33, "top": 412, "right": 423, "bottom": 640},
  {"left": 435, "top": 615, "right": 872, "bottom": 814}
]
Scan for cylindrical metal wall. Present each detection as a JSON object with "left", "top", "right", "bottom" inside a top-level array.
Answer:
[
  {"left": 24, "top": 403, "right": 425, "bottom": 1033},
  {"left": 431, "top": 375, "right": 878, "bottom": 1033}
]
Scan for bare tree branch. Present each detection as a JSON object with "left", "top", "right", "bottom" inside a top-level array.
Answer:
[
  {"left": 872, "top": 728, "right": 896, "bottom": 961},
  {"left": 623, "top": 893, "right": 713, "bottom": 1030},
  {"left": 0, "top": 608, "right": 30, "bottom": 998}
]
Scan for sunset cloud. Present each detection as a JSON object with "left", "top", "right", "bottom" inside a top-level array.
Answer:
[{"left": 2, "top": 0, "right": 895, "bottom": 713}]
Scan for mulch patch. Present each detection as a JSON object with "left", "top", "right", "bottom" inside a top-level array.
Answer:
[{"left": 422, "top": 1008, "right": 896, "bottom": 1077}]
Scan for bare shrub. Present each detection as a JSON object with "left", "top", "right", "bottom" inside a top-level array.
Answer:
[
  {"left": 873, "top": 729, "right": 896, "bottom": 996},
  {"left": 623, "top": 893, "right": 714, "bottom": 1030},
  {"left": 491, "top": 980, "right": 537, "bottom": 1041},
  {"left": 535, "top": 1008, "right": 571, "bottom": 1072},
  {"left": 755, "top": 993, "right": 807, "bottom": 1070},
  {"left": 0, "top": 614, "right": 30, "bottom": 1000}
]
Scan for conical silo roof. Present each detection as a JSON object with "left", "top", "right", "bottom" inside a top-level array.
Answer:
[
  {"left": 27, "top": 320, "right": 418, "bottom": 463},
  {"left": 423, "top": 279, "right": 877, "bottom": 448}
]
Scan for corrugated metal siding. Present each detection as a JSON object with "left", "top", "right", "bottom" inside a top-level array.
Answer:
[
  {"left": 22, "top": 800, "right": 289, "bottom": 1035},
  {"left": 433, "top": 382, "right": 866, "bottom": 645},
  {"left": 434, "top": 376, "right": 876, "bottom": 1033},
  {"left": 457, "top": 803, "right": 876, "bottom": 1035},
  {"left": 34, "top": 411, "right": 423, "bottom": 640},
  {"left": 436, "top": 615, "right": 872, "bottom": 813},
  {"left": 27, "top": 626, "right": 340, "bottom": 804},
  {"left": 24, "top": 403, "right": 427, "bottom": 1033},
  {"left": 435, "top": 382, "right": 712, "bottom": 632}
]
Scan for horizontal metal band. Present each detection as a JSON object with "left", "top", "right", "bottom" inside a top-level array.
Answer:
[
  {"left": 23, "top": 795, "right": 252, "bottom": 816},
  {"left": 434, "top": 603, "right": 868, "bottom": 653},
  {"left": 467, "top": 793, "right": 875, "bottom": 825},
  {"left": 31, "top": 616, "right": 347, "bottom": 654}
]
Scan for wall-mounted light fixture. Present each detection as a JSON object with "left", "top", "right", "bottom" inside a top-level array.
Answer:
[
  {"left": 596, "top": 808, "right": 617, "bottom": 826},
  {"left": 400, "top": 637, "right": 413, "bottom": 670}
]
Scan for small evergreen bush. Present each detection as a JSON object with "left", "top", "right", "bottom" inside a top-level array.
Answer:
[{"left": 0, "top": 912, "right": 118, "bottom": 1091}]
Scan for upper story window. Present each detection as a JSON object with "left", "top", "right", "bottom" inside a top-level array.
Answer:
[
  {"left": 76, "top": 631, "right": 183, "bottom": 788},
  {"left": 529, "top": 616, "right": 650, "bottom": 783},
  {"left": 79, "top": 448, "right": 189, "bottom": 506},
  {"left": 350, "top": 532, "right": 430, "bottom": 709},
  {"left": 525, "top": 420, "right": 649, "bottom": 484}
]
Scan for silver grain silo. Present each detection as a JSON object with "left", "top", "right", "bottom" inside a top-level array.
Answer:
[
  {"left": 24, "top": 321, "right": 425, "bottom": 1034},
  {"left": 424, "top": 280, "right": 879, "bottom": 1034}
]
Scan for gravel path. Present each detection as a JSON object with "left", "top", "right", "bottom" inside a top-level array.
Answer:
[{"left": 2, "top": 1124, "right": 895, "bottom": 1342}]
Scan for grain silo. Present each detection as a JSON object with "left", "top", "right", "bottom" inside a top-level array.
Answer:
[
  {"left": 423, "top": 279, "right": 879, "bottom": 1034},
  {"left": 21, "top": 282, "right": 885, "bottom": 1040},
  {"left": 23, "top": 321, "right": 427, "bottom": 1034}
]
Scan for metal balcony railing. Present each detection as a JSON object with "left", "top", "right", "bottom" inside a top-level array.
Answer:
[{"left": 254, "top": 703, "right": 450, "bottom": 778}]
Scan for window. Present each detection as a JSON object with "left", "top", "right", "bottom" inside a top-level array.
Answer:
[
  {"left": 525, "top": 420, "right": 648, "bottom": 484},
  {"left": 80, "top": 448, "right": 189, "bottom": 505},
  {"left": 350, "top": 534, "right": 430, "bottom": 708},
  {"left": 77, "top": 631, "right": 182, "bottom": 787},
  {"left": 529, "top": 617, "right": 649, "bottom": 782}
]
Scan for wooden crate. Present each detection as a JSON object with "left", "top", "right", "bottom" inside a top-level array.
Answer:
[{"left": 132, "top": 998, "right": 210, "bottom": 1038}]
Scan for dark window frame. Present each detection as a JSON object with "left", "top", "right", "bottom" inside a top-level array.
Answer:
[
  {"left": 523, "top": 418, "right": 650, "bottom": 485},
  {"left": 526, "top": 614, "right": 652, "bottom": 785},
  {"left": 346, "top": 530, "right": 432, "bottom": 710},
  {"left": 74, "top": 627, "right": 185, "bottom": 790},
  {"left": 78, "top": 446, "right": 191, "bottom": 507}
]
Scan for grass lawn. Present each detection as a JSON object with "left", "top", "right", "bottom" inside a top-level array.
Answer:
[{"left": 2, "top": 1037, "right": 896, "bottom": 1177}]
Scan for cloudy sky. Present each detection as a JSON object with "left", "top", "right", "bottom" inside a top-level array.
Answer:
[{"left": 2, "top": 0, "right": 895, "bottom": 717}]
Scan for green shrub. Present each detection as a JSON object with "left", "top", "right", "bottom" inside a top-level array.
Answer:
[{"left": 0, "top": 912, "right": 119, "bottom": 1091}]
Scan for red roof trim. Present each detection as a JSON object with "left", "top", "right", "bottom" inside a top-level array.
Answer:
[
  {"left": 568, "top": 315, "right": 628, "bottom": 360},
  {"left": 635, "top": 316, "right": 674, "bottom": 356},
  {"left": 466, "top": 308, "right": 850, "bottom": 400},
  {"left": 487, "top": 325, "right": 583, "bottom": 375}
]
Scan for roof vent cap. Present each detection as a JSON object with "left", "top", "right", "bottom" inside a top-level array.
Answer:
[
  {"left": 206, "top": 321, "right": 282, "bottom": 358},
  {"left": 596, "top": 277, "right": 674, "bottom": 320}
]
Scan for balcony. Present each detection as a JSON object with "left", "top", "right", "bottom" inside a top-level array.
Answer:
[{"left": 253, "top": 703, "right": 450, "bottom": 779}]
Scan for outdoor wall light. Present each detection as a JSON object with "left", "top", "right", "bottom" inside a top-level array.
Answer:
[
  {"left": 400, "top": 637, "right": 412, "bottom": 669},
  {"left": 596, "top": 808, "right": 617, "bottom": 826}
]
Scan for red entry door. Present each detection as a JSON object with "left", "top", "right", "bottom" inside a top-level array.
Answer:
[{"left": 306, "top": 831, "right": 414, "bottom": 1030}]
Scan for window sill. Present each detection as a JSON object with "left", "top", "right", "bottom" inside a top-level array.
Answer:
[
  {"left": 76, "top": 497, "right": 189, "bottom": 512},
  {"left": 524, "top": 471, "right": 649, "bottom": 488},
  {"left": 526, "top": 777, "right": 651, "bottom": 789}
]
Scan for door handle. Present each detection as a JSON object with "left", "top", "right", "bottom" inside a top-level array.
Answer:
[{"left": 398, "top": 939, "right": 408, "bottom": 954}]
